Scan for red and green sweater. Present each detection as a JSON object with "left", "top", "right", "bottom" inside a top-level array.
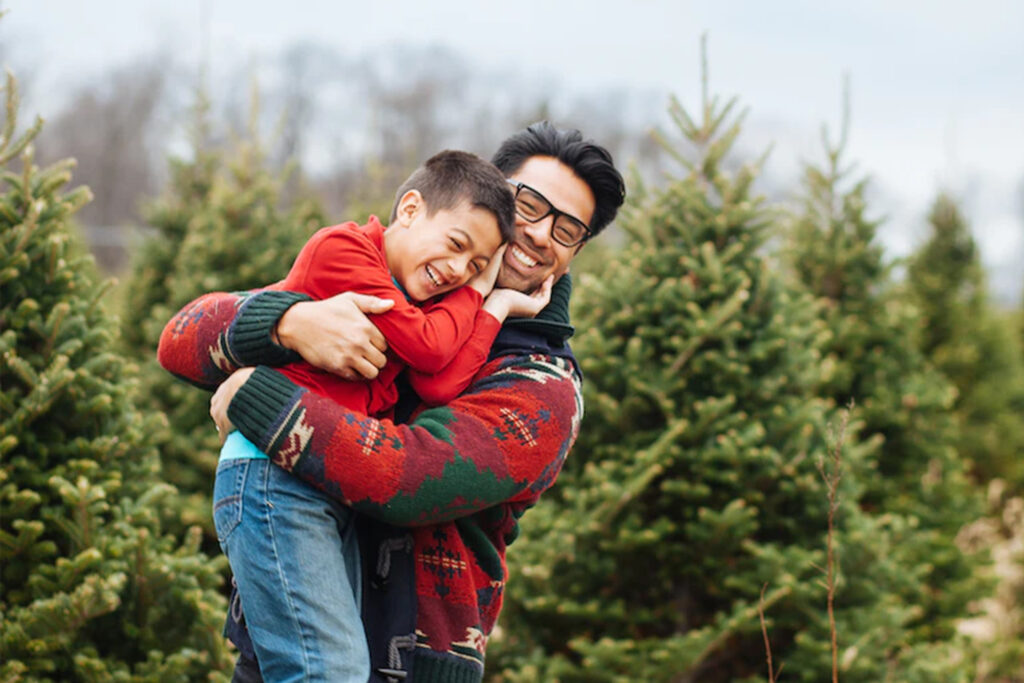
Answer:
[{"left": 157, "top": 277, "right": 582, "bottom": 682}]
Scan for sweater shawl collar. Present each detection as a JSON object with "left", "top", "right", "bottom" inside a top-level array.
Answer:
[{"left": 490, "top": 273, "right": 579, "bottom": 375}]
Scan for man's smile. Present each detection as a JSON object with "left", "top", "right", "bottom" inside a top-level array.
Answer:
[{"left": 509, "top": 243, "right": 540, "bottom": 268}]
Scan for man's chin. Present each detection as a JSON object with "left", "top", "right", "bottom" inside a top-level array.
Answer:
[{"left": 496, "top": 270, "right": 539, "bottom": 295}]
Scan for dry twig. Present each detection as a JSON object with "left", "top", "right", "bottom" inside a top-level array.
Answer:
[
  {"left": 817, "top": 402, "right": 852, "bottom": 683},
  {"left": 758, "top": 582, "right": 784, "bottom": 682}
]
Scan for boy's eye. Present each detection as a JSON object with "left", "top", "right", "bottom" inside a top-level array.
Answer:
[
  {"left": 470, "top": 261, "right": 482, "bottom": 274},
  {"left": 450, "top": 238, "right": 463, "bottom": 250}
]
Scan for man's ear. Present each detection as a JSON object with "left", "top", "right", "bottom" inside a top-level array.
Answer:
[{"left": 394, "top": 190, "right": 423, "bottom": 228}]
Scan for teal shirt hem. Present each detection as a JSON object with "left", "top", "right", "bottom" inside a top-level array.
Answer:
[{"left": 220, "top": 430, "right": 270, "bottom": 461}]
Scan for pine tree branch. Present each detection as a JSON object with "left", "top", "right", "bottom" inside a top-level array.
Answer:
[
  {"left": 668, "top": 282, "right": 750, "bottom": 376},
  {"left": 595, "top": 416, "right": 691, "bottom": 530}
]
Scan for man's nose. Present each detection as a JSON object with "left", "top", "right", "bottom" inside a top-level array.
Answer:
[{"left": 523, "top": 215, "right": 554, "bottom": 249}]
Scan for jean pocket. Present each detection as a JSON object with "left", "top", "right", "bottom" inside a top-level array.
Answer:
[{"left": 212, "top": 459, "right": 248, "bottom": 546}]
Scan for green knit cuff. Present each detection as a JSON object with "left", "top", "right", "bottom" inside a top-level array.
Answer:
[
  {"left": 412, "top": 650, "right": 483, "bottom": 683},
  {"left": 228, "top": 291, "right": 310, "bottom": 367},
  {"left": 227, "top": 366, "right": 304, "bottom": 451}
]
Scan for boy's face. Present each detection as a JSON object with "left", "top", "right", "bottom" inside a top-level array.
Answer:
[
  {"left": 388, "top": 193, "right": 503, "bottom": 302},
  {"left": 496, "top": 156, "right": 596, "bottom": 294}
]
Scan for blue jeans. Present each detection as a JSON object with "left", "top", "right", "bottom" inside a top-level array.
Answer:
[{"left": 213, "top": 456, "right": 369, "bottom": 682}]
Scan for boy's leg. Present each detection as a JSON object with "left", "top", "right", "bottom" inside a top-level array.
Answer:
[{"left": 213, "top": 457, "right": 368, "bottom": 683}]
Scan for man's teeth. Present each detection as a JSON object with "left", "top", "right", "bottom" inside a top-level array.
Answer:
[{"left": 511, "top": 245, "right": 538, "bottom": 268}]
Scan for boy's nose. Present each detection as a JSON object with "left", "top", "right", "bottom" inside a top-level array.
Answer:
[{"left": 446, "top": 256, "right": 470, "bottom": 281}]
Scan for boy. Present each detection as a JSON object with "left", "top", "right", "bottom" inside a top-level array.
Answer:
[{"left": 209, "top": 150, "right": 551, "bottom": 681}]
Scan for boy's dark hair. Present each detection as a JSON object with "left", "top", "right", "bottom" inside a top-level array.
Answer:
[
  {"left": 491, "top": 121, "right": 625, "bottom": 238},
  {"left": 390, "top": 150, "right": 515, "bottom": 243}
]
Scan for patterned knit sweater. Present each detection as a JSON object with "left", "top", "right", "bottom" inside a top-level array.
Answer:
[{"left": 157, "top": 277, "right": 582, "bottom": 682}]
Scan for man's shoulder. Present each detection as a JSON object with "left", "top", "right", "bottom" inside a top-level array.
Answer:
[{"left": 474, "top": 352, "right": 582, "bottom": 405}]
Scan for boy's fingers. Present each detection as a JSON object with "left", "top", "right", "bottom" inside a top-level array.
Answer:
[{"left": 536, "top": 275, "right": 554, "bottom": 300}]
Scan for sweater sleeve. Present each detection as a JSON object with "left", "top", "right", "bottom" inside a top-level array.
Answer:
[
  {"left": 292, "top": 229, "right": 484, "bottom": 373},
  {"left": 156, "top": 287, "right": 308, "bottom": 390},
  {"left": 226, "top": 354, "right": 583, "bottom": 526},
  {"left": 405, "top": 308, "right": 502, "bottom": 406}
]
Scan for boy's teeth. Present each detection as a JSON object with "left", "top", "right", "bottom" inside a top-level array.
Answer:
[
  {"left": 511, "top": 245, "right": 538, "bottom": 267},
  {"left": 427, "top": 265, "right": 440, "bottom": 286}
]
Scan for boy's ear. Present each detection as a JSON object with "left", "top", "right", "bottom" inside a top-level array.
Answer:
[{"left": 394, "top": 190, "right": 423, "bottom": 228}]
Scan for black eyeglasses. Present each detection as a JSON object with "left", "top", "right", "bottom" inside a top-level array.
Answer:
[{"left": 506, "top": 180, "right": 592, "bottom": 247}]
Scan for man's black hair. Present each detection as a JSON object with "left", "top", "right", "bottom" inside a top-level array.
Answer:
[
  {"left": 390, "top": 150, "right": 515, "bottom": 243},
  {"left": 490, "top": 121, "right": 625, "bottom": 237}
]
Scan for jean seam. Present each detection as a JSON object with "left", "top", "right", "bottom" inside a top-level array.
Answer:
[
  {"left": 214, "top": 459, "right": 249, "bottom": 544},
  {"left": 262, "top": 463, "right": 316, "bottom": 678}
]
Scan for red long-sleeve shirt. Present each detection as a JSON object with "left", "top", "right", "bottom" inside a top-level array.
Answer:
[{"left": 276, "top": 217, "right": 501, "bottom": 414}]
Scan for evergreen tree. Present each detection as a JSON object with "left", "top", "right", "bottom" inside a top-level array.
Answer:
[
  {"left": 0, "top": 71, "right": 230, "bottom": 680},
  {"left": 784, "top": 106, "right": 983, "bottom": 645},
  {"left": 491, "top": 54, "right": 977, "bottom": 682},
  {"left": 119, "top": 94, "right": 217, "bottom": 355},
  {"left": 907, "top": 194, "right": 1024, "bottom": 489},
  {"left": 121, "top": 90, "right": 324, "bottom": 534}
]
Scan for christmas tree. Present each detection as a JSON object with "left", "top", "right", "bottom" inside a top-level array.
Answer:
[
  {"left": 0, "top": 70, "right": 231, "bottom": 680},
  {"left": 121, "top": 89, "right": 324, "bottom": 535},
  {"left": 907, "top": 194, "right": 1024, "bottom": 489},
  {"left": 491, "top": 52, "right": 978, "bottom": 682},
  {"left": 783, "top": 101, "right": 983, "bottom": 646}
]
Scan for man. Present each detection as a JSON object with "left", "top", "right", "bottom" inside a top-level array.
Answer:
[{"left": 158, "top": 122, "right": 625, "bottom": 682}]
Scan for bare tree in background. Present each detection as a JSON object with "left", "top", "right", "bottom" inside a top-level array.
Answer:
[
  {"left": 25, "top": 40, "right": 666, "bottom": 269},
  {"left": 35, "top": 58, "right": 168, "bottom": 269}
]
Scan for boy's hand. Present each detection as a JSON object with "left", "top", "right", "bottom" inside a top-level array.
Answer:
[
  {"left": 210, "top": 367, "right": 255, "bottom": 443},
  {"left": 482, "top": 275, "right": 554, "bottom": 322},
  {"left": 467, "top": 245, "right": 506, "bottom": 298},
  {"left": 276, "top": 292, "right": 393, "bottom": 381}
]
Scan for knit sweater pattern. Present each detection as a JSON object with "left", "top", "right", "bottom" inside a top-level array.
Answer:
[{"left": 157, "top": 279, "right": 582, "bottom": 682}]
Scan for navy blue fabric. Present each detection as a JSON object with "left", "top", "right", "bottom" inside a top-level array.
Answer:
[{"left": 359, "top": 517, "right": 418, "bottom": 682}]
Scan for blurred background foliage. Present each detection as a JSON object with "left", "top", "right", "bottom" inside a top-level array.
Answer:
[{"left": 3, "top": 31, "right": 1023, "bottom": 682}]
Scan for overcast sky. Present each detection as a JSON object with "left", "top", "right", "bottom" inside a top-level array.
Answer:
[{"left": 3, "top": 0, "right": 1022, "bottom": 302}]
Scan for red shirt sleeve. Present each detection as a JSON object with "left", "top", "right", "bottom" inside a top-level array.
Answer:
[
  {"left": 286, "top": 226, "right": 483, "bottom": 374},
  {"left": 406, "top": 308, "right": 502, "bottom": 405}
]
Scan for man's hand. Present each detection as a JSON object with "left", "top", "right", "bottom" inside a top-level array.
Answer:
[
  {"left": 210, "top": 367, "right": 255, "bottom": 443},
  {"left": 467, "top": 244, "right": 506, "bottom": 298},
  {"left": 275, "top": 292, "right": 394, "bottom": 380}
]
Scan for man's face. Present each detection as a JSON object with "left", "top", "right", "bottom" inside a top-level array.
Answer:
[{"left": 496, "top": 156, "right": 595, "bottom": 293}]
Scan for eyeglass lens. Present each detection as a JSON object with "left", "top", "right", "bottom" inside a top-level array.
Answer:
[{"left": 514, "top": 185, "right": 589, "bottom": 246}]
